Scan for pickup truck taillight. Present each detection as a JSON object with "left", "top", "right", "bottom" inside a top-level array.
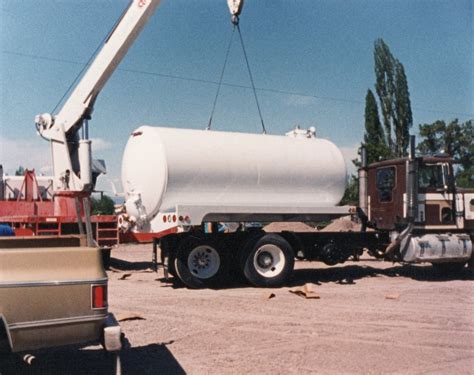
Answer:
[{"left": 92, "top": 284, "right": 108, "bottom": 309}]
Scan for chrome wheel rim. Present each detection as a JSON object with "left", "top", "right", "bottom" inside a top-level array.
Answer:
[
  {"left": 187, "top": 245, "right": 220, "bottom": 279},
  {"left": 253, "top": 244, "right": 285, "bottom": 278}
]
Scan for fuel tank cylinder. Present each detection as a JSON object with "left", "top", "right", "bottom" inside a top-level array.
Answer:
[{"left": 121, "top": 126, "right": 347, "bottom": 222}]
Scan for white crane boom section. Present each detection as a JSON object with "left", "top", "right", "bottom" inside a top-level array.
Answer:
[
  {"left": 36, "top": 0, "right": 161, "bottom": 192},
  {"left": 55, "top": 0, "right": 161, "bottom": 134}
]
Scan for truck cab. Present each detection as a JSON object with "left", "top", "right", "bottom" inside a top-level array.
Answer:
[{"left": 367, "top": 156, "right": 474, "bottom": 232}]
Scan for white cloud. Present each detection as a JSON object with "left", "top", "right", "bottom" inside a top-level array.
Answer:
[
  {"left": 0, "top": 136, "right": 52, "bottom": 176},
  {"left": 39, "top": 165, "right": 53, "bottom": 174},
  {"left": 339, "top": 143, "right": 360, "bottom": 176},
  {"left": 91, "top": 138, "right": 112, "bottom": 151}
]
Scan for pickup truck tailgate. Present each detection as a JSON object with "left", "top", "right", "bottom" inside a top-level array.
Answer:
[{"left": 0, "top": 245, "right": 108, "bottom": 352}]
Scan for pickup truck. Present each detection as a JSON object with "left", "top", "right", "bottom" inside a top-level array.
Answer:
[{"left": 0, "top": 235, "right": 121, "bottom": 371}]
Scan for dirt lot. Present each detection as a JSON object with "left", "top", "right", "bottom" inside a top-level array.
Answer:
[{"left": 3, "top": 243, "right": 474, "bottom": 374}]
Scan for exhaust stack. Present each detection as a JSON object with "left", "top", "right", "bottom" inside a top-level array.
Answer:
[
  {"left": 358, "top": 146, "right": 368, "bottom": 216},
  {"left": 406, "top": 135, "right": 418, "bottom": 221}
]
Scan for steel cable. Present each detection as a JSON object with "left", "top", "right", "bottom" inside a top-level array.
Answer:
[
  {"left": 236, "top": 24, "right": 267, "bottom": 134},
  {"left": 206, "top": 26, "right": 236, "bottom": 131}
]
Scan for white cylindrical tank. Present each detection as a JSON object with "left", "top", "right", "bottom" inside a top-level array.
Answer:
[{"left": 121, "top": 126, "right": 347, "bottom": 223}]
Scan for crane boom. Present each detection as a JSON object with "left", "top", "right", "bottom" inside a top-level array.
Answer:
[{"left": 36, "top": 0, "right": 161, "bottom": 192}]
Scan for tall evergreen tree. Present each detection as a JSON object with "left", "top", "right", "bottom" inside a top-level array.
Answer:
[
  {"left": 393, "top": 60, "right": 412, "bottom": 156},
  {"left": 363, "top": 89, "right": 390, "bottom": 164}
]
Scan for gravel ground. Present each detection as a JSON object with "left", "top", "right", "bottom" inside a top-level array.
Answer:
[{"left": 2, "top": 243, "right": 473, "bottom": 374}]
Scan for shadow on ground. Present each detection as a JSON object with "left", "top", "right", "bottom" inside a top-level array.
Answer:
[
  {"left": 109, "top": 257, "right": 154, "bottom": 272},
  {"left": 0, "top": 342, "right": 184, "bottom": 375},
  {"left": 154, "top": 261, "right": 474, "bottom": 290},
  {"left": 289, "top": 262, "right": 474, "bottom": 286},
  {"left": 108, "top": 253, "right": 473, "bottom": 288}
]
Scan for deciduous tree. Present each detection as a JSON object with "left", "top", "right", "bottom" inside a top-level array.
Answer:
[
  {"left": 374, "top": 39, "right": 412, "bottom": 157},
  {"left": 417, "top": 119, "right": 473, "bottom": 188},
  {"left": 91, "top": 194, "right": 115, "bottom": 215}
]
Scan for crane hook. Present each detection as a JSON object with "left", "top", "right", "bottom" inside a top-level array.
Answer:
[
  {"left": 227, "top": 0, "right": 244, "bottom": 25},
  {"left": 231, "top": 15, "right": 239, "bottom": 25}
]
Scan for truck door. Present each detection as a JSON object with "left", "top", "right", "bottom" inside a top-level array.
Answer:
[
  {"left": 368, "top": 163, "right": 405, "bottom": 230},
  {"left": 418, "top": 162, "right": 456, "bottom": 226}
]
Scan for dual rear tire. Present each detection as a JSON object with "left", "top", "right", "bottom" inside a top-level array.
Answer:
[
  {"left": 241, "top": 234, "right": 294, "bottom": 288},
  {"left": 173, "top": 233, "right": 295, "bottom": 288},
  {"left": 174, "top": 238, "right": 226, "bottom": 289}
]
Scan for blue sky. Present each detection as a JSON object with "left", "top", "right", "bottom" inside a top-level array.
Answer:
[{"left": 1, "top": 0, "right": 472, "bottom": 192}]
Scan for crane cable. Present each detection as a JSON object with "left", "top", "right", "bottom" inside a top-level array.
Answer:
[
  {"left": 206, "top": 26, "right": 236, "bottom": 131},
  {"left": 236, "top": 21, "right": 267, "bottom": 134},
  {"left": 207, "top": 15, "right": 267, "bottom": 134}
]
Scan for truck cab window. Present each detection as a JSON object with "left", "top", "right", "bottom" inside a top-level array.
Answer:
[
  {"left": 418, "top": 164, "right": 444, "bottom": 190},
  {"left": 376, "top": 167, "right": 396, "bottom": 202}
]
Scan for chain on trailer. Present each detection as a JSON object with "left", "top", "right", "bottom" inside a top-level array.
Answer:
[{"left": 207, "top": 0, "right": 267, "bottom": 134}]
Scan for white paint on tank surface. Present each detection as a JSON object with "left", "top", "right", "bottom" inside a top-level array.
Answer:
[{"left": 121, "top": 126, "right": 347, "bottom": 224}]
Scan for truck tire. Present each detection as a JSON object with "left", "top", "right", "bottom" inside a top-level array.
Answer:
[
  {"left": 167, "top": 253, "right": 177, "bottom": 278},
  {"left": 0, "top": 318, "right": 11, "bottom": 353},
  {"left": 101, "top": 247, "right": 112, "bottom": 270},
  {"left": 431, "top": 262, "right": 466, "bottom": 275},
  {"left": 161, "top": 250, "right": 177, "bottom": 278},
  {"left": 242, "top": 234, "right": 294, "bottom": 287},
  {"left": 175, "top": 237, "right": 227, "bottom": 289}
]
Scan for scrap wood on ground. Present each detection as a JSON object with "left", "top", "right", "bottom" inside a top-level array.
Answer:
[{"left": 289, "top": 283, "right": 320, "bottom": 299}]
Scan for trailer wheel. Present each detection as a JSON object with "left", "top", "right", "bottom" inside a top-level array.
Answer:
[
  {"left": 160, "top": 249, "right": 177, "bottom": 278},
  {"left": 175, "top": 238, "right": 226, "bottom": 289},
  {"left": 242, "top": 234, "right": 294, "bottom": 287}
]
